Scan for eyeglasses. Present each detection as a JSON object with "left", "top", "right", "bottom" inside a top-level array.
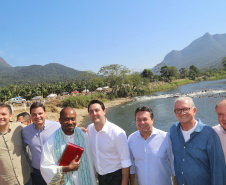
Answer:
[{"left": 174, "top": 107, "right": 191, "bottom": 114}]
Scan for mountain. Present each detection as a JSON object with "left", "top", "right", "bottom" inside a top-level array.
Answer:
[
  {"left": 152, "top": 33, "right": 226, "bottom": 74},
  {"left": 0, "top": 57, "right": 12, "bottom": 69},
  {"left": 0, "top": 62, "right": 83, "bottom": 87}
]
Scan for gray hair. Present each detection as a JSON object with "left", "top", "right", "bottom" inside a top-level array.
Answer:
[{"left": 174, "top": 97, "right": 195, "bottom": 108}]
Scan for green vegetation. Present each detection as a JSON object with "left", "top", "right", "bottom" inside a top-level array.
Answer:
[
  {"left": 1, "top": 59, "right": 226, "bottom": 107},
  {"left": 62, "top": 93, "right": 107, "bottom": 108}
]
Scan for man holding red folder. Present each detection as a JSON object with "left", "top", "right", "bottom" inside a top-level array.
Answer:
[
  {"left": 40, "top": 107, "right": 97, "bottom": 185},
  {"left": 87, "top": 100, "right": 132, "bottom": 185}
]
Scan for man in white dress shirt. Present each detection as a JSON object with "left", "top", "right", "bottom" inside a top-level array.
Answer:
[
  {"left": 213, "top": 99, "right": 226, "bottom": 162},
  {"left": 40, "top": 107, "right": 97, "bottom": 185},
  {"left": 128, "top": 105, "right": 176, "bottom": 185},
  {"left": 87, "top": 100, "right": 132, "bottom": 185}
]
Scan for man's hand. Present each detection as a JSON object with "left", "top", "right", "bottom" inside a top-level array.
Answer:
[
  {"left": 62, "top": 156, "right": 80, "bottom": 172},
  {"left": 78, "top": 127, "right": 87, "bottom": 133}
]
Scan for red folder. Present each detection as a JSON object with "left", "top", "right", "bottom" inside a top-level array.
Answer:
[{"left": 58, "top": 142, "right": 84, "bottom": 166}]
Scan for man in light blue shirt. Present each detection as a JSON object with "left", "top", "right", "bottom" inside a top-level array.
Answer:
[
  {"left": 22, "top": 102, "right": 61, "bottom": 185},
  {"left": 170, "top": 97, "right": 226, "bottom": 185},
  {"left": 128, "top": 106, "right": 176, "bottom": 185}
]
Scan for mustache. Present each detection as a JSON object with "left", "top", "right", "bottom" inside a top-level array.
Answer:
[{"left": 66, "top": 124, "right": 75, "bottom": 127}]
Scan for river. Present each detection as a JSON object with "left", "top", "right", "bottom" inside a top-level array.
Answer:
[
  {"left": 83, "top": 79, "right": 226, "bottom": 135},
  {"left": 82, "top": 79, "right": 226, "bottom": 184}
]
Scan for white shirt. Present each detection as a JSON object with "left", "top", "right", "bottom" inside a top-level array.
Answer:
[
  {"left": 128, "top": 127, "right": 175, "bottom": 185},
  {"left": 40, "top": 129, "right": 97, "bottom": 185},
  {"left": 181, "top": 120, "right": 198, "bottom": 142},
  {"left": 87, "top": 119, "right": 132, "bottom": 175}
]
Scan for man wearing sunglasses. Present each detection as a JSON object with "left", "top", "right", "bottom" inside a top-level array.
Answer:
[{"left": 170, "top": 97, "right": 226, "bottom": 185}]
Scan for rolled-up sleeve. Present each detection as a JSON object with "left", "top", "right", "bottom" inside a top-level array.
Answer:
[{"left": 115, "top": 132, "right": 132, "bottom": 168}]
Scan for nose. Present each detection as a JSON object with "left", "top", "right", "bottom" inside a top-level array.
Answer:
[
  {"left": 138, "top": 120, "right": 145, "bottom": 124},
  {"left": 68, "top": 119, "right": 73, "bottom": 124},
  {"left": 181, "top": 111, "right": 186, "bottom": 115}
]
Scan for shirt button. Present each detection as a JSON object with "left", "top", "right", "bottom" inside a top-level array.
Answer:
[
  {"left": 184, "top": 146, "right": 186, "bottom": 148},
  {"left": 183, "top": 159, "right": 185, "bottom": 161},
  {"left": 182, "top": 172, "right": 183, "bottom": 174}
]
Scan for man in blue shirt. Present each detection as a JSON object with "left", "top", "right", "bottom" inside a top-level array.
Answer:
[
  {"left": 128, "top": 106, "right": 176, "bottom": 185},
  {"left": 170, "top": 97, "right": 226, "bottom": 185},
  {"left": 22, "top": 102, "right": 61, "bottom": 185}
]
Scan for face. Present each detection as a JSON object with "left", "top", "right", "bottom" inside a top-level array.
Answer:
[
  {"left": 30, "top": 107, "right": 46, "bottom": 127},
  {"left": 0, "top": 107, "right": 12, "bottom": 127},
  {"left": 17, "top": 116, "right": 25, "bottom": 124},
  {"left": 136, "top": 111, "right": 153, "bottom": 137},
  {"left": 88, "top": 103, "right": 106, "bottom": 125},
  {"left": 59, "top": 108, "right": 77, "bottom": 135},
  {"left": 17, "top": 116, "right": 31, "bottom": 126},
  {"left": 174, "top": 99, "right": 196, "bottom": 125},
  {"left": 216, "top": 100, "right": 226, "bottom": 130}
]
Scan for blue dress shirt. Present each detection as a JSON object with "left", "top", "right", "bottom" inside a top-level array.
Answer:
[
  {"left": 22, "top": 120, "right": 61, "bottom": 169},
  {"left": 128, "top": 127, "right": 175, "bottom": 185},
  {"left": 170, "top": 119, "right": 226, "bottom": 185}
]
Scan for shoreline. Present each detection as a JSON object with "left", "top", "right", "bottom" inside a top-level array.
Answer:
[
  {"left": 10, "top": 78, "right": 210, "bottom": 124},
  {"left": 76, "top": 97, "right": 134, "bottom": 126},
  {"left": 11, "top": 97, "right": 135, "bottom": 126}
]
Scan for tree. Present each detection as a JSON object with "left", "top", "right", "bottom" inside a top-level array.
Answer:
[
  {"left": 98, "top": 64, "right": 130, "bottom": 88},
  {"left": 160, "top": 65, "right": 169, "bottom": 82},
  {"left": 160, "top": 65, "right": 178, "bottom": 82},
  {"left": 179, "top": 67, "right": 189, "bottom": 78},
  {"left": 78, "top": 71, "right": 97, "bottom": 93},
  {"left": 188, "top": 65, "right": 201, "bottom": 80},
  {"left": 222, "top": 57, "right": 226, "bottom": 70},
  {"left": 168, "top": 66, "right": 179, "bottom": 80},
  {"left": 141, "top": 69, "right": 154, "bottom": 81}
]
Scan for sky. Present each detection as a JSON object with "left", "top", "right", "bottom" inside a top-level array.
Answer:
[{"left": 1, "top": 0, "right": 226, "bottom": 73}]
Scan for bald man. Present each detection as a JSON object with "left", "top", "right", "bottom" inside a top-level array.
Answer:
[
  {"left": 213, "top": 99, "right": 226, "bottom": 162},
  {"left": 40, "top": 107, "right": 97, "bottom": 184}
]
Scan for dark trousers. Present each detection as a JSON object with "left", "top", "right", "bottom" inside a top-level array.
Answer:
[
  {"left": 31, "top": 168, "right": 47, "bottom": 185},
  {"left": 98, "top": 169, "right": 122, "bottom": 185}
]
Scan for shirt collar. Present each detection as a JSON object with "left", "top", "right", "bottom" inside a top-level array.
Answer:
[
  {"left": 193, "top": 119, "right": 204, "bottom": 132},
  {"left": 137, "top": 127, "right": 157, "bottom": 139},
  {"left": 0, "top": 122, "right": 12, "bottom": 135},
  {"left": 33, "top": 123, "right": 45, "bottom": 130},
  {"left": 176, "top": 118, "right": 203, "bottom": 133},
  {"left": 219, "top": 124, "right": 226, "bottom": 134},
  {"left": 99, "top": 119, "right": 109, "bottom": 132}
]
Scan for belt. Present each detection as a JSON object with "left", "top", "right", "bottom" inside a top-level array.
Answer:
[
  {"left": 32, "top": 168, "right": 41, "bottom": 173},
  {"left": 98, "top": 169, "right": 122, "bottom": 177}
]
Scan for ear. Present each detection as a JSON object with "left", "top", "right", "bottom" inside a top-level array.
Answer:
[{"left": 193, "top": 107, "right": 197, "bottom": 114}]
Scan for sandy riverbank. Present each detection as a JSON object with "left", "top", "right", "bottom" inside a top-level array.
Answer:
[{"left": 11, "top": 97, "right": 134, "bottom": 126}]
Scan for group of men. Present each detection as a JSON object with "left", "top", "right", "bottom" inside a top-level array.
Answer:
[{"left": 0, "top": 97, "right": 226, "bottom": 185}]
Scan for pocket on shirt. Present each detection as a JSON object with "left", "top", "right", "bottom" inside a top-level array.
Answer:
[
  {"left": 150, "top": 150, "right": 167, "bottom": 160},
  {"left": 191, "top": 146, "right": 208, "bottom": 161}
]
